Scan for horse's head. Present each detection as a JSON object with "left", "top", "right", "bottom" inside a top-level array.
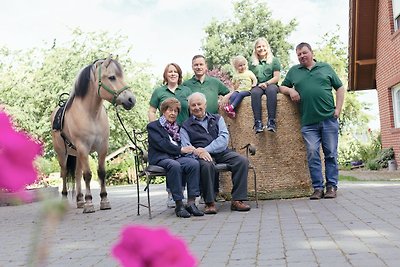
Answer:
[{"left": 95, "top": 55, "right": 136, "bottom": 110}]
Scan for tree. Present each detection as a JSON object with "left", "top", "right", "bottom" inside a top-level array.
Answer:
[
  {"left": 0, "top": 29, "right": 154, "bottom": 157},
  {"left": 202, "top": 0, "right": 297, "bottom": 73}
]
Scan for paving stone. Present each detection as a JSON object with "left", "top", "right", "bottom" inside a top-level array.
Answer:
[{"left": 1, "top": 182, "right": 400, "bottom": 266}]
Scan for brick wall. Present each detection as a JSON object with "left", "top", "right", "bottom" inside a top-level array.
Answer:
[{"left": 376, "top": 0, "right": 400, "bottom": 162}]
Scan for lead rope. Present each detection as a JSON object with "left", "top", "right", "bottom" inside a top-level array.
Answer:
[{"left": 114, "top": 106, "right": 142, "bottom": 154}]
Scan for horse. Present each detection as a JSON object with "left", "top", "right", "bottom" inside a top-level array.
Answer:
[{"left": 50, "top": 55, "right": 136, "bottom": 213}]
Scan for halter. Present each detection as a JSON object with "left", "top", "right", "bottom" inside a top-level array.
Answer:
[{"left": 97, "top": 64, "right": 130, "bottom": 105}]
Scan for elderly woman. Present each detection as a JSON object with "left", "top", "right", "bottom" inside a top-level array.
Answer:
[
  {"left": 148, "top": 63, "right": 193, "bottom": 208},
  {"left": 147, "top": 97, "right": 204, "bottom": 218}
]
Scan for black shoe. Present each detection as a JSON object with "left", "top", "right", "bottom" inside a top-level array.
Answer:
[
  {"left": 266, "top": 119, "right": 276, "bottom": 132},
  {"left": 185, "top": 203, "right": 204, "bottom": 216},
  {"left": 175, "top": 205, "right": 191, "bottom": 218},
  {"left": 310, "top": 189, "right": 324, "bottom": 200},
  {"left": 254, "top": 120, "right": 263, "bottom": 133}
]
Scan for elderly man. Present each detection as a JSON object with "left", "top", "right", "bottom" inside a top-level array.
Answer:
[{"left": 180, "top": 92, "right": 251, "bottom": 214}]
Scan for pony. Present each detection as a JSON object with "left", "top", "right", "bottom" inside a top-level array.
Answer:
[{"left": 51, "top": 55, "right": 136, "bottom": 213}]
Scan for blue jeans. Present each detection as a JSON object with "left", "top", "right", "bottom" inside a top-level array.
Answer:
[
  {"left": 301, "top": 117, "right": 339, "bottom": 190},
  {"left": 229, "top": 91, "right": 251, "bottom": 109},
  {"left": 157, "top": 157, "right": 200, "bottom": 201}
]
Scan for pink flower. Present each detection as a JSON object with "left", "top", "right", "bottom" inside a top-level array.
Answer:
[
  {"left": 112, "top": 225, "right": 197, "bottom": 267},
  {"left": 0, "top": 112, "right": 42, "bottom": 194}
]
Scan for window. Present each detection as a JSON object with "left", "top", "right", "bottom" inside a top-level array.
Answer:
[
  {"left": 392, "top": 84, "right": 400, "bottom": 127},
  {"left": 394, "top": 0, "right": 400, "bottom": 31}
]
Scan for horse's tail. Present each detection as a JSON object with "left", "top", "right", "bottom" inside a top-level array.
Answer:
[
  {"left": 66, "top": 155, "right": 76, "bottom": 198},
  {"left": 66, "top": 155, "right": 76, "bottom": 194}
]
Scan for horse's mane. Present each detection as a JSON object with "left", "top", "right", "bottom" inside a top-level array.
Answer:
[{"left": 65, "top": 59, "right": 123, "bottom": 111}]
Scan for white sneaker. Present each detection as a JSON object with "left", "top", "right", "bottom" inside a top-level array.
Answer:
[{"left": 166, "top": 194, "right": 175, "bottom": 208}]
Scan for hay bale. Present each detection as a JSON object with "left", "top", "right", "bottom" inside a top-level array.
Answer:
[{"left": 219, "top": 94, "right": 312, "bottom": 199}]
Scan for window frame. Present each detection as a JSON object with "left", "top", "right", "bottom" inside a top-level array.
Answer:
[
  {"left": 392, "top": 83, "right": 400, "bottom": 128},
  {"left": 393, "top": 0, "right": 400, "bottom": 31}
]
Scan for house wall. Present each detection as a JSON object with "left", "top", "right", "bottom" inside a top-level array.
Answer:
[{"left": 376, "top": 0, "right": 400, "bottom": 162}]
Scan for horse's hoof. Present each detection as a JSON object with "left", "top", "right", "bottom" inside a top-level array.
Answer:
[
  {"left": 83, "top": 203, "right": 95, "bottom": 213},
  {"left": 77, "top": 201, "right": 85, "bottom": 209},
  {"left": 100, "top": 201, "right": 111, "bottom": 210}
]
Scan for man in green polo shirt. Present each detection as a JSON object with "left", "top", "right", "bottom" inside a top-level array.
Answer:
[
  {"left": 183, "top": 55, "right": 232, "bottom": 114},
  {"left": 280, "top": 42, "right": 345, "bottom": 200}
]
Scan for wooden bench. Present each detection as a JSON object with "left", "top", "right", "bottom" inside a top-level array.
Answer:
[{"left": 132, "top": 129, "right": 258, "bottom": 219}]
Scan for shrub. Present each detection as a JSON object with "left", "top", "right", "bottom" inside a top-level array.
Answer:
[
  {"left": 207, "top": 68, "right": 233, "bottom": 88},
  {"left": 367, "top": 147, "right": 395, "bottom": 170},
  {"left": 35, "top": 156, "right": 60, "bottom": 177},
  {"left": 338, "top": 131, "right": 382, "bottom": 170},
  {"left": 106, "top": 154, "right": 134, "bottom": 186},
  {"left": 365, "top": 160, "right": 380, "bottom": 170}
]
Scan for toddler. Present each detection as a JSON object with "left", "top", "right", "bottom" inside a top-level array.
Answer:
[{"left": 224, "top": 55, "right": 257, "bottom": 118}]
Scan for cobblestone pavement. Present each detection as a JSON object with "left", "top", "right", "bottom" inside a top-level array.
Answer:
[{"left": 1, "top": 181, "right": 400, "bottom": 267}]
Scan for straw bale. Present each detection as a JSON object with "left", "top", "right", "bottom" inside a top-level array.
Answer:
[{"left": 219, "top": 93, "right": 312, "bottom": 200}]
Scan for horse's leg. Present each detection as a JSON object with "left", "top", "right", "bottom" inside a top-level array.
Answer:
[
  {"left": 98, "top": 152, "right": 111, "bottom": 210},
  {"left": 58, "top": 157, "right": 68, "bottom": 198},
  {"left": 74, "top": 158, "right": 85, "bottom": 209},
  {"left": 78, "top": 153, "right": 95, "bottom": 213}
]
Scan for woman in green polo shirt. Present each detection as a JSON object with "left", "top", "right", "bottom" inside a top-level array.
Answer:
[
  {"left": 148, "top": 63, "right": 192, "bottom": 126},
  {"left": 249, "top": 37, "right": 281, "bottom": 133}
]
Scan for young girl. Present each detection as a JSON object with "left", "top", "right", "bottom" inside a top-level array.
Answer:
[{"left": 224, "top": 55, "right": 257, "bottom": 118}]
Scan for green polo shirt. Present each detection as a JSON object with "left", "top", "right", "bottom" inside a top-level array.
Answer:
[
  {"left": 249, "top": 57, "right": 281, "bottom": 84},
  {"left": 183, "top": 76, "right": 230, "bottom": 114},
  {"left": 149, "top": 84, "right": 192, "bottom": 125},
  {"left": 281, "top": 62, "right": 343, "bottom": 126}
]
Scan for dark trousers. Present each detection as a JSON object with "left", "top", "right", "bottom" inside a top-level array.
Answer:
[
  {"left": 199, "top": 150, "right": 249, "bottom": 203},
  {"left": 158, "top": 157, "right": 200, "bottom": 201},
  {"left": 250, "top": 84, "right": 278, "bottom": 121},
  {"left": 229, "top": 91, "right": 251, "bottom": 109}
]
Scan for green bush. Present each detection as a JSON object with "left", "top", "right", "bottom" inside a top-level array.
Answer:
[
  {"left": 105, "top": 154, "right": 134, "bottom": 186},
  {"left": 366, "top": 147, "right": 395, "bottom": 170},
  {"left": 35, "top": 156, "right": 60, "bottom": 176},
  {"left": 357, "top": 135, "right": 381, "bottom": 163},
  {"left": 338, "top": 131, "right": 382, "bottom": 170},
  {"left": 150, "top": 176, "right": 166, "bottom": 185},
  {"left": 365, "top": 160, "right": 380, "bottom": 170}
]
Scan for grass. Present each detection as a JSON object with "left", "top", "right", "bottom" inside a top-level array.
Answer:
[{"left": 339, "top": 175, "right": 361, "bottom": 181}]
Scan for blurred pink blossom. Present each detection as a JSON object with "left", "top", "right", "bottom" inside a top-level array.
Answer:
[
  {"left": 112, "top": 225, "right": 197, "bottom": 267},
  {"left": 0, "top": 111, "right": 42, "bottom": 195}
]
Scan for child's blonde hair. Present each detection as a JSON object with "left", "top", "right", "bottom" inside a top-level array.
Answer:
[
  {"left": 251, "top": 37, "right": 274, "bottom": 66},
  {"left": 231, "top": 55, "right": 248, "bottom": 72}
]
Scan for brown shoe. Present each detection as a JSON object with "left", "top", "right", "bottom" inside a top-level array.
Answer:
[
  {"left": 204, "top": 203, "right": 217, "bottom": 214},
  {"left": 231, "top": 201, "right": 251, "bottom": 211},
  {"left": 310, "top": 189, "right": 324, "bottom": 200},
  {"left": 324, "top": 186, "right": 337, "bottom": 199}
]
